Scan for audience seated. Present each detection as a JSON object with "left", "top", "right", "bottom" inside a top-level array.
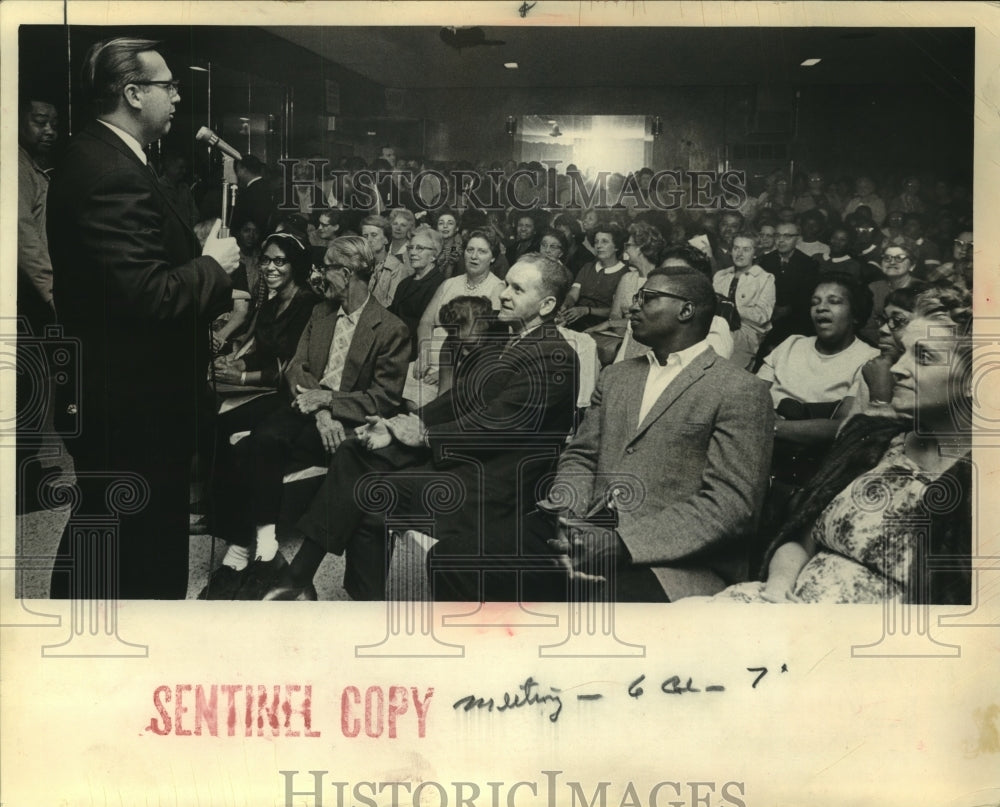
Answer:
[
  {"left": 720, "top": 281, "right": 971, "bottom": 604},
  {"left": 309, "top": 208, "right": 340, "bottom": 249},
  {"left": 585, "top": 221, "right": 665, "bottom": 365},
  {"left": 860, "top": 235, "right": 922, "bottom": 345},
  {"left": 539, "top": 264, "right": 774, "bottom": 601},
  {"left": 538, "top": 227, "right": 570, "bottom": 267},
  {"left": 842, "top": 175, "right": 886, "bottom": 225},
  {"left": 712, "top": 232, "right": 775, "bottom": 370},
  {"left": 756, "top": 221, "right": 818, "bottom": 355},
  {"left": 411, "top": 228, "right": 506, "bottom": 396},
  {"left": 557, "top": 221, "right": 628, "bottom": 331},
  {"left": 929, "top": 229, "right": 973, "bottom": 287},
  {"left": 173, "top": 152, "right": 975, "bottom": 602},
  {"left": 754, "top": 222, "right": 777, "bottom": 261},
  {"left": 840, "top": 282, "right": 929, "bottom": 423},
  {"left": 363, "top": 214, "right": 412, "bottom": 308},
  {"left": 553, "top": 213, "right": 592, "bottom": 277},
  {"left": 901, "top": 212, "right": 941, "bottom": 271},
  {"left": 505, "top": 211, "right": 543, "bottom": 263},
  {"left": 202, "top": 235, "right": 410, "bottom": 599},
  {"left": 797, "top": 210, "right": 830, "bottom": 262},
  {"left": 257, "top": 254, "right": 580, "bottom": 601},
  {"left": 818, "top": 226, "right": 862, "bottom": 279},
  {"left": 387, "top": 207, "right": 416, "bottom": 266},
  {"left": 387, "top": 226, "right": 446, "bottom": 360},
  {"left": 846, "top": 209, "right": 884, "bottom": 282},
  {"left": 757, "top": 271, "right": 879, "bottom": 487},
  {"left": 434, "top": 208, "right": 463, "bottom": 279}
]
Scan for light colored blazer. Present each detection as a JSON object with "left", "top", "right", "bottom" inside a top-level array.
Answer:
[{"left": 554, "top": 346, "right": 775, "bottom": 599}]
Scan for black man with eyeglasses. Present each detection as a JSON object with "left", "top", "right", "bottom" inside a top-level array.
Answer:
[{"left": 537, "top": 262, "right": 774, "bottom": 601}]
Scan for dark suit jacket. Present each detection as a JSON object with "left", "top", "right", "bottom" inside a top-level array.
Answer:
[
  {"left": 47, "top": 121, "right": 233, "bottom": 456},
  {"left": 426, "top": 324, "right": 580, "bottom": 560},
  {"left": 230, "top": 177, "right": 274, "bottom": 235},
  {"left": 554, "top": 347, "right": 774, "bottom": 599},
  {"left": 758, "top": 249, "right": 818, "bottom": 338},
  {"left": 285, "top": 297, "right": 410, "bottom": 426},
  {"left": 296, "top": 324, "right": 578, "bottom": 571}
]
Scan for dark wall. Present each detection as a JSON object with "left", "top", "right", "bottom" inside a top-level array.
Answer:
[
  {"left": 18, "top": 25, "right": 386, "bottom": 168},
  {"left": 19, "top": 24, "right": 972, "bottom": 188},
  {"left": 409, "top": 80, "right": 971, "bottom": 187},
  {"left": 793, "top": 83, "right": 973, "bottom": 182}
]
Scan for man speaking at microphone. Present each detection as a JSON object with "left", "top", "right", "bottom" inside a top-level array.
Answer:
[{"left": 47, "top": 37, "right": 240, "bottom": 599}]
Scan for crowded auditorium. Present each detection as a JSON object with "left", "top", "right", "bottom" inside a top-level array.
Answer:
[{"left": 15, "top": 23, "right": 974, "bottom": 604}]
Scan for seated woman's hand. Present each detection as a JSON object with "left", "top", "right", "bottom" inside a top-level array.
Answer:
[
  {"left": 760, "top": 584, "right": 799, "bottom": 603},
  {"left": 862, "top": 355, "right": 897, "bottom": 403},
  {"left": 212, "top": 332, "right": 230, "bottom": 353},
  {"left": 558, "top": 306, "right": 587, "bottom": 326},
  {"left": 215, "top": 364, "right": 244, "bottom": 385}
]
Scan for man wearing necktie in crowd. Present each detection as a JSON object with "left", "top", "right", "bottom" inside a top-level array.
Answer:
[{"left": 46, "top": 37, "right": 240, "bottom": 599}]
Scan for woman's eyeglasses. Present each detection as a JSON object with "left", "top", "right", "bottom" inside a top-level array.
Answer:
[
  {"left": 875, "top": 313, "right": 911, "bottom": 332},
  {"left": 407, "top": 243, "right": 434, "bottom": 252},
  {"left": 260, "top": 255, "right": 290, "bottom": 268}
]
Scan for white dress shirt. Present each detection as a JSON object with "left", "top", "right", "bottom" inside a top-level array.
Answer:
[
  {"left": 98, "top": 120, "right": 147, "bottom": 164},
  {"left": 637, "top": 339, "right": 710, "bottom": 425}
]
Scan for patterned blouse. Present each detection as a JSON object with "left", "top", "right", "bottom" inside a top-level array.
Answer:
[{"left": 722, "top": 435, "right": 945, "bottom": 603}]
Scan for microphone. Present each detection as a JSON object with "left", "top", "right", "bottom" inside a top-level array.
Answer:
[{"left": 195, "top": 126, "right": 242, "bottom": 161}]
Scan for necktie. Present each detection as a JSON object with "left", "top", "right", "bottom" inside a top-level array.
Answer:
[
  {"left": 320, "top": 314, "right": 351, "bottom": 391},
  {"left": 727, "top": 274, "right": 739, "bottom": 302}
]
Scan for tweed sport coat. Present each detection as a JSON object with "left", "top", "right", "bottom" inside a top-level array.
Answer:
[{"left": 553, "top": 346, "right": 775, "bottom": 599}]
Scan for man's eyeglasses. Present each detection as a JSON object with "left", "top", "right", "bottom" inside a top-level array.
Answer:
[
  {"left": 875, "top": 313, "right": 911, "bottom": 332},
  {"left": 882, "top": 253, "right": 911, "bottom": 264},
  {"left": 632, "top": 289, "right": 690, "bottom": 307},
  {"left": 134, "top": 79, "right": 181, "bottom": 94},
  {"left": 323, "top": 261, "right": 352, "bottom": 275},
  {"left": 260, "top": 255, "right": 290, "bottom": 268},
  {"left": 854, "top": 226, "right": 875, "bottom": 233}
]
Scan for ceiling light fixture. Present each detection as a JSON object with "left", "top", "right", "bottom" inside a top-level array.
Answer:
[
  {"left": 504, "top": 61, "right": 519, "bottom": 69},
  {"left": 800, "top": 58, "right": 822, "bottom": 67}
]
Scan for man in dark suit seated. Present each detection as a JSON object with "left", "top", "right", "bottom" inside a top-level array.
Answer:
[
  {"left": 258, "top": 253, "right": 580, "bottom": 602},
  {"left": 47, "top": 37, "right": 240, "bottom": 599},
  {"left": 204, "top": 235, "right": 410, "bottom": 599},
  {"left": 756, "top": 221, "right": 818, "bottom": 359},
  {"left": 536, "top": 262, "right": 775, "bottom": 602}
]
